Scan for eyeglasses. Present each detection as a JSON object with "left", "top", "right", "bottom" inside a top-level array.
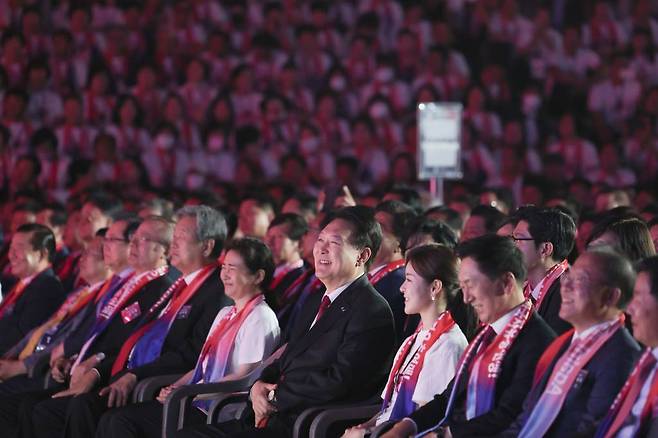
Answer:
[{"left": 511, "top": 236, "right": 535, "bottom": 242}]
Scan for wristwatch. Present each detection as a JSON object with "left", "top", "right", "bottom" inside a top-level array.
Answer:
[{"left": 267, "top": 389, "right": 277, "bottom": 404}]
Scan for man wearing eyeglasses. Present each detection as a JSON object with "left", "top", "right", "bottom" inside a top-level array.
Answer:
[{"left": 512, "top": 207, "right": 575, "bottom": 335}]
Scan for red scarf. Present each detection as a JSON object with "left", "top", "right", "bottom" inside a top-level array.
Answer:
[
  {"left": 368, "top": 260, "right": 405, "bottom": 285},
  {"left": 523, "top": 260, "right": 569, "bottom": 309}
]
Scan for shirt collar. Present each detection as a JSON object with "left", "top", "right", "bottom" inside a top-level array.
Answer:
[
  {"left": 572, "top": 318, "right": 618, "bottom": 342},
  {"left": 652, "top": 347, "right": 658, "bottom": 361},
  {"left": 183, "top": 267, "right": 203, "bottom": 285},
  {"left": 490, "top": 304, "right": 521, "bottom": 334},
  {"left": 323, "top": 274, "right": 363, "bottom": 304}
]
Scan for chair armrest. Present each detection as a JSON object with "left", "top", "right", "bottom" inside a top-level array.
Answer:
[
  {"left": 293, "top": 406, "right": 328, "bottom": 438},
  {"left": 206, "top": 392, "right": 250, "bottom": 424},
  {"left": 309, "top": 404, "right": 381, "bottom": 438},
  {"left": 132, "top": 374, "right": 182, "bottom": 403},
  {"left": 162, "top": 382, "right": 251, "bottom": 438}
]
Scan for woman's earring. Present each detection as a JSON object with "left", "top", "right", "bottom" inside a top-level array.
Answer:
[{"left": 431, "top": 294, "right": 436, "bottom": 301}]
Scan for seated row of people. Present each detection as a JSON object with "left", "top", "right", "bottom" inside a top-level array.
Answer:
[{"left": 0, "top": 198, "right": 656, "bottom": 437}]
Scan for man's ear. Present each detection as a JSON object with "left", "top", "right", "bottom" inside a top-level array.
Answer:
[
  {"left": 499, "top": 272, "right": 517, "bottom": 296},
  {"left": 603, "top": 286, "right": 622, "bottom": 309},
  {"left": 540, "top": 241, "right": 555, "bottom": 259},
  {"left": 202, "top": 239, "right": 216, "bottom": 258},
  {"left": 357, "top": 247, "right": 372, "bottom": 267}
]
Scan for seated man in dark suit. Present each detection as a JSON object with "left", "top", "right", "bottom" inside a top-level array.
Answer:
[
  {"left": 504, "top": 249, "right": 642, "bottom": 437},
  {"left": 175, "top": 205, "right": 397, "bottom": 438},
  {"left": 512, "top": 206, "right": 575, "bottom": 334},
  {"left": 383, "top": 234, "right": 556, "bottom": 438},
  {"left": 370, "top": 200, "right": 417, "bottom": 340},
  {"left": 264, "top": 213, "right": 307, "bottom": 310},
  {"left": 0, "top": 223, "right": 66, "bottom": 355},
  {"left": 28, "top": 205, "right": 232, "bottom": 438},
  {"left": 0, "top": 231, "right": 111, "bottom": 388},
  {"left": 594, "top": 256, "right": 658, "bottom": 438}
]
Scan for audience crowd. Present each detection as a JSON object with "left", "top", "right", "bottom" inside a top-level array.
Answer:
[
  {"left": 1, "top": 0, "right": 658, "bottom": 437},
  {"left": 2, "top": 0, "right": 658, "bottom": 207}
]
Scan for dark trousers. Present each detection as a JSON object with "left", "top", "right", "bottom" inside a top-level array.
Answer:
[
  {"left": 0, "top": 386, "right": 63, "bottom": 438},
  {"left": 0, "top": 375, "right": 43, "bottom": 397},
  {"left": 30, "top": 391, "right": 112, "bottom": 438},
  {"left": 96, "top": 400, "right": 206, "bottom": 438}
]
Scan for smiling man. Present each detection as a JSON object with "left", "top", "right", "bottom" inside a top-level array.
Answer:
[
  {"left": 503, "top": 250, "right": 641, "bottom": 437},
  {"left": 179, "top": 205, "right": 396, "bottom": 438},
  {"left": 0, "top": 223, "right": 65, "bottom": 354},
  {"left": 383, "top": 234, "right": 555, "bottom": 438}
]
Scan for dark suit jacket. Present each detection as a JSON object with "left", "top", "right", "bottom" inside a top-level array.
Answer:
[
  {"left": 81, "top": 270, "right": 178, "bottom": 385},
  {"left": 504, "top": 326, "right": 641, "bottom": 438},
  {"left": 259, "top": 274, "right": 396, "bottom": 417},
  {"left": 0, "top": 268, "right": 65, "bottom": 355},
  {"left": 112, "top": 267, "right": 232, "bottom": 381},
  {"left": 537, "top": 277, "right": 572, "bottom": 335},
  {"left": 372, "top": 266, "right": 405, "bottom": 343},
  {"left": 408, "top": 312, "right": 556, "bottom": 437}
]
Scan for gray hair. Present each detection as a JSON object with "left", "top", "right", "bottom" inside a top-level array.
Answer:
[{"left": 175, "top": 205, "right": 227, "bottom": 258}]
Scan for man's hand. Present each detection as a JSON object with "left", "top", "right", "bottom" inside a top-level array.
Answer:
[
  {"left": 381, "top": 418, "right": 418, "bottom": 438},
  {"left": 52, "top": 370, "right": 99, "bottom": 398},
  {"left": 68, "top": 355, "right": 102, "bottom": 387},
  {"left": 341, "top": 424, "right": 369, "bottom": 438},
  {"left": 51, "top": 357, "right": 72, "bottom": 383},
  {"left": 98, "top": 373, "right": 138, "bottom": 408},
  {"left": 0, "top": 359, "right": 27, "bottom": 380},
  {"left": 156, "top": 384, "right": 179, "bottom": 404},
  {"left": 250, "top": 380, "right": 277, "bottom": 427},
  {"left": 334, "top": 186, "right": 357, "bottom": 208}
]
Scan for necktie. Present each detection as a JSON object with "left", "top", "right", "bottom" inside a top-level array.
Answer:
[
  {"left": 314, "top": 295, "right": 331, "bottom": 322},
  {"left": 468, "top": 325, "right": 497, "bottom": 372}
]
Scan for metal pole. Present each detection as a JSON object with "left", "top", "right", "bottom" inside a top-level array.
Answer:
[{"left": 430, "top": 176, "right": 444, "bottom": 206}]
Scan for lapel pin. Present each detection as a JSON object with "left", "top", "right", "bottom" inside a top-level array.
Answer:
[{"left": 340, "top": 306, "right": 346, "bottom": 312}]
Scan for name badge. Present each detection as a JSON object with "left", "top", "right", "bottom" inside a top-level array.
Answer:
[
  {"left": 120, "top": 302, "right": 142, "bottom": 324},
  {"left": 176, "top": 305, "right": 192, "bottom": 319}
]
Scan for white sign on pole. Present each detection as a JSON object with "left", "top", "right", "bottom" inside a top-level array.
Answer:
[{"left": 417, "top": 102, "right": 463, "bottom": 180}]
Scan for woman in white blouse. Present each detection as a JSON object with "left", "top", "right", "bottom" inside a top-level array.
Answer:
[{"left": 342, "top": 244, "right": 471, "bottom": 438}]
